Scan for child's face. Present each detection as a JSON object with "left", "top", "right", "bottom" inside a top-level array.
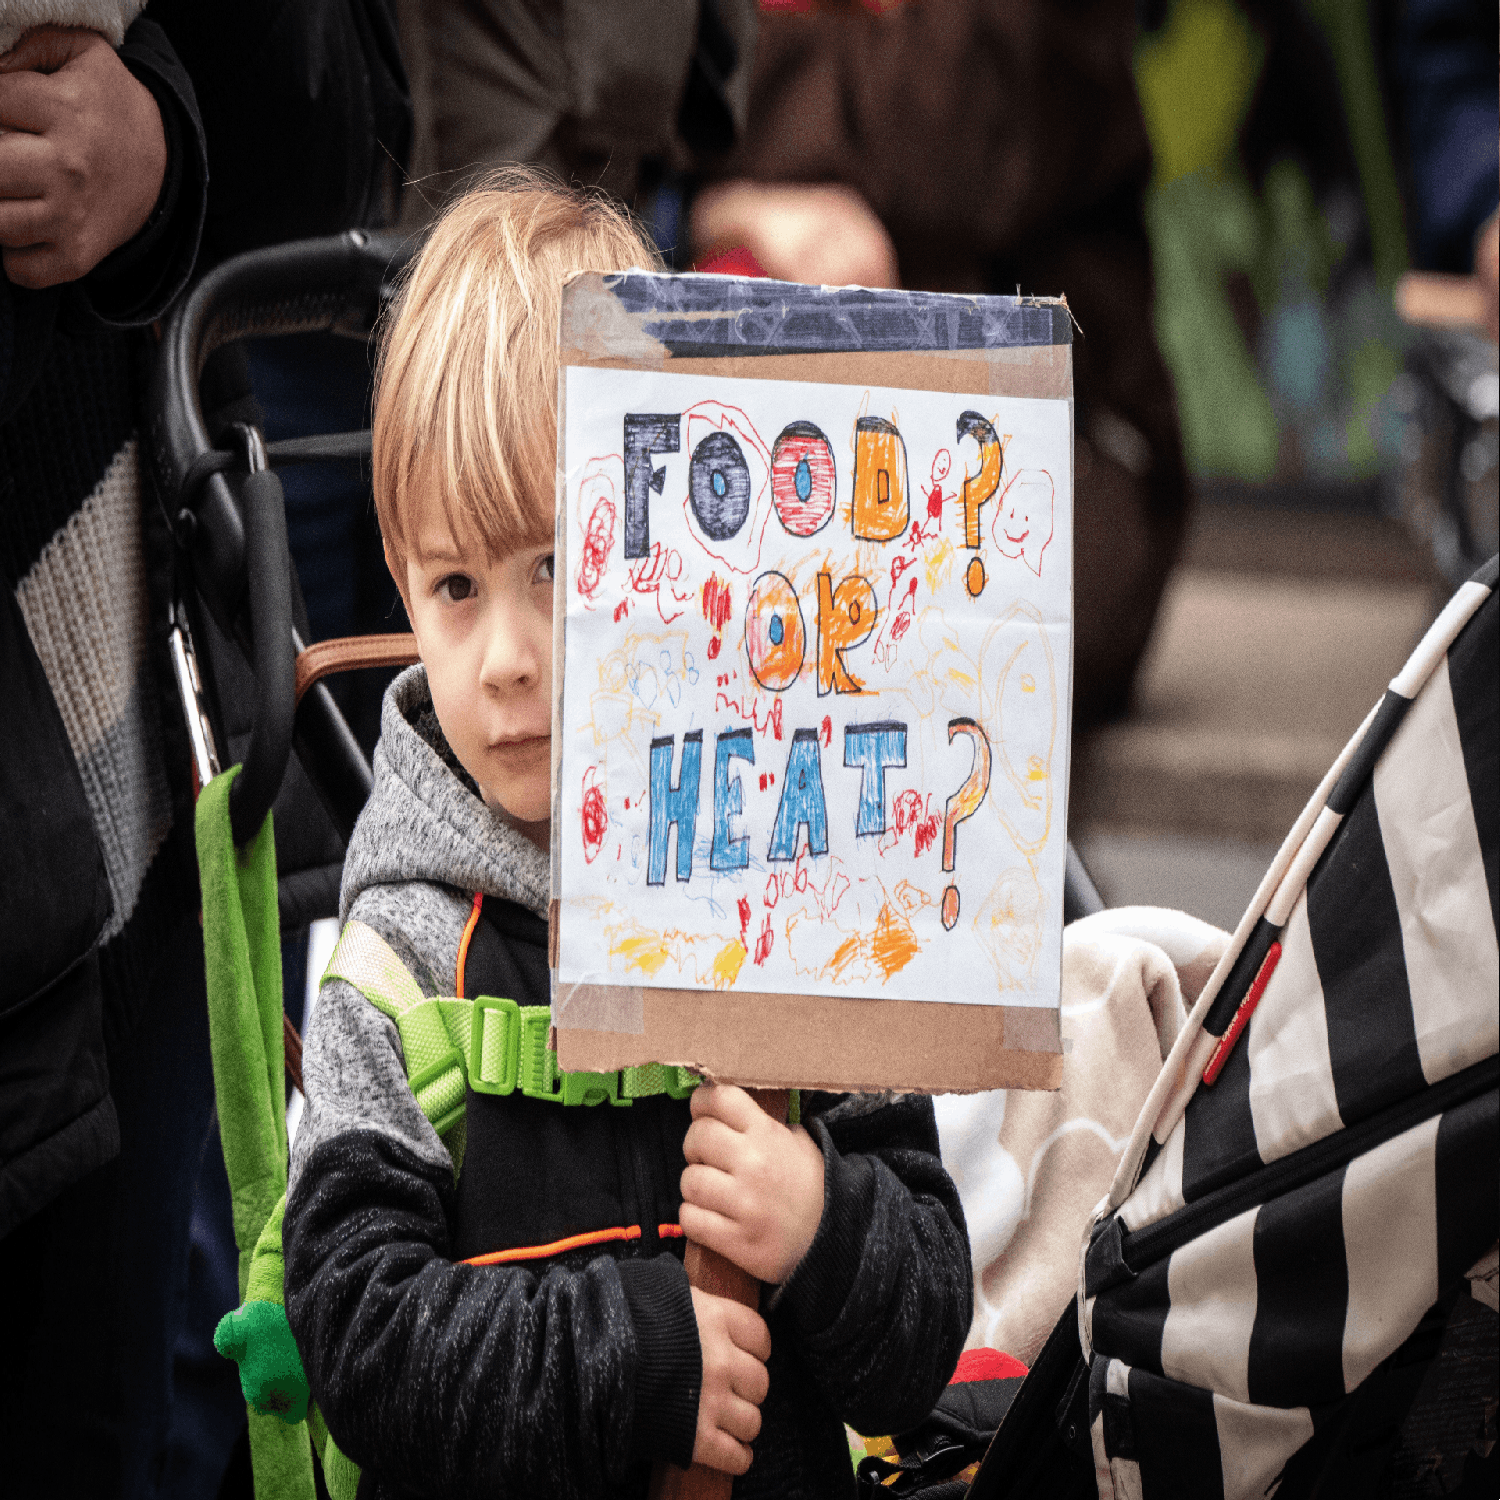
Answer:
[{"left": 396, "top": 495, "right": 555, "bottom": 835}]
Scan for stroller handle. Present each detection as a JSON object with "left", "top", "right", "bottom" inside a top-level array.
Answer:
[
  {"left": 149, "top": 230, "right": 416, "bottom": 846},
  {"left": 149, "top": 228, "right": 413, "bottom": 615}
]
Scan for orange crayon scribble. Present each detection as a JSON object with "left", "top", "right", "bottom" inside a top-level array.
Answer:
[
  {"left": 871, "top": 902, "right": 919, "bottom": 978},
  {"left": 827, "top": 932, "right": 863, "bottom": 984}
]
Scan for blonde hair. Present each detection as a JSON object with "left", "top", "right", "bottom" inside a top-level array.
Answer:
[{"left": 373, "top": 168, "right": 660, "bottom": 572}]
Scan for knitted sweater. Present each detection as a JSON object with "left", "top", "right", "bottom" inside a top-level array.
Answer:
[{"left": 284, "top": 665, "right": 975, "bottom": 1499}]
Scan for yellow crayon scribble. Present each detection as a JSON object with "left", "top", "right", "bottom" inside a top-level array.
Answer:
[
  {"left": 1026, "top": 755, "right": 1047, "bottom": 782},
  {"left": 1020, "top": 673, "right": 1036, "bottom": 693},
  {"left": 711, "top": 940, "right": 748, "bottom": 989},
  {"left": 613, "top": 933, "right": 671, "bottom": 977},
  {"left": 925, "top": 537, "right": 955, "bottom": 594}
]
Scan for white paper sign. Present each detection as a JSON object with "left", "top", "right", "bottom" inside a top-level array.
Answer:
[{"left": 556, "top": 365, "right": 1072, "bottom": 1008}]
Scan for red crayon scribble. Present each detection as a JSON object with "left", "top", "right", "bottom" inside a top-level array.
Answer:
[
  {"left": 890, "top": 554, "right": 911, "bottom": 589},
  {"left": 701, "top": 574, "right": 733, "bottom": 631},
  {"left": 926, "top": 483, "right": 944, "bottom": 523},
  {"left": 737, "top": 896, "right": 751, "bottom": 947},
  {"left": 577, "top": 497, "right": 615, "bottom": 602},
  {"left": 890, "top": 578, "right": 918, "bottom": 643},
  {"left": 764, "top": 874, "right": 779, "bottom": 910},
  {"left": 707, "top": 635, "right": 721, "bottom": 660},
  {"left": 613, "top": 599, "right": 629, "bottom": 623},
  {"left": 820, "top": 715, "right": 832, "bottom": 748},
  {"left": 753, "top": 915, "right": 774, "bottom": 966},
  {"left": 890, "top": 789, "right": 940, "bottom": 858},
  {"left": 581, "top": 769, "right": 608, "bottom": 863},
  {"left": 715, "top": 690, "right": 784, "bottom": 740},
  {"left": 627, "top": 543, "right": 690, "bottom": 623}
]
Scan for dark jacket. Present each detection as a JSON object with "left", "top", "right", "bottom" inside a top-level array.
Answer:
[
  {"left": 0, "top": 0, "right": 412, "bottom": 1236},
  {"left": 0, "top": 17, "right": 208, "bottom": 1236},
  {"left": 284, "top": 666, "right": 973, "bottom": 1499}
]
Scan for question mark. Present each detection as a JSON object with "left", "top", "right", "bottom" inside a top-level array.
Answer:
[
  {"left": 956, "top": 412, "right": 1002, "bottom": 598},
  {"left": 940, "top": 718, "right": 992, "bottom": 930}
]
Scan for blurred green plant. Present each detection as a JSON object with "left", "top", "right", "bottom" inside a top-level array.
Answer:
[{"left": 1136, "top": 0, "right": 1409, "bottom": 485}]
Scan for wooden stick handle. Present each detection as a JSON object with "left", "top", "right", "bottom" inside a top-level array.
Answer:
[{"left": 649, "top": 1088, "right": 791, "bottom": 1500}]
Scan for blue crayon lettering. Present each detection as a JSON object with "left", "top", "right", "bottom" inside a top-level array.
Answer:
[
  {"left": 647, "top": 730, "right": 703, "bottom": 884},
  {"left": 711, "top": 728, "right": 755, "bottom": 872},
  {"left": 843, "top": 721, "right": 908, "bottom": 836},
  {"left": 767, "top": 729, "right": 829, "bottom": 861}
]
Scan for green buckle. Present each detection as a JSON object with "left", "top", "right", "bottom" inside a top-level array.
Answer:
[
  {"left": 518, "top": 1009, "right": 560, "bottom": 1100},
  {"left": 664, "top": 1066, "right": 699, "bottom": 1100},
  {"left": 559, "top": 1068, "right": 629, "bottom": 1107},
  {"left": 469, "top": 996, "right": 520, "bottom": 1096},
  {"left": 407, "top": 1045, "right": 467, "bottom": 1136}
]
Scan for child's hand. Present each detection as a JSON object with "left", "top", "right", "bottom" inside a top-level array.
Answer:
[
  {"left": 0, "top": 27, "right": 167, "bottom": 288},
  {"left": 680, "top": 1085, "right": 826, "bottom": 1285},
  {"left": 690, "top": 1287, "right": 771, "bottom": 1475}
]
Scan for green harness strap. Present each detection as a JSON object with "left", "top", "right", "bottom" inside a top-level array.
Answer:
[{"left": 321, "top": 918, "right": 700, "bottom": 1175}]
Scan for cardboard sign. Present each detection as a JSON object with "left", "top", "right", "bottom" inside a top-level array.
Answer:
[{"left": 551, "top": 274, "right": 1073, "bottom": 1093}]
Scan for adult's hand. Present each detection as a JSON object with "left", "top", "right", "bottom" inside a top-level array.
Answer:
[
  {"left": 691, "top": 180, "right": 900, "bottom": 289},
  {"left": 0, "top": 26, "right": 166, "bottom": 288}
]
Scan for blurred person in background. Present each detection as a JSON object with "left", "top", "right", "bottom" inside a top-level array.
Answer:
[
  {"left": 695, "top": 0, "right": 1188, "bottom": 728},
  {"left": 0, "top": 10, "right": 213, "bottom": 1498},
  {"left": 1395, "top": 0, "right": 1498, "bottom": 340},
  {"left": 0, "top": 4, "right": 409, "bottom": 1497},
  {"left": 397, "top": 0, "right": 1185, "bottom": 728}
]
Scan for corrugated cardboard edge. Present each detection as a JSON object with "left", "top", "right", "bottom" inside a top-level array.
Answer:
[
  {"left": 551, "top": 273, "right": 1073, "bottom": 1094},
  {"left": 555, "top": 990, "right": 1062, "bottom": 1095}
]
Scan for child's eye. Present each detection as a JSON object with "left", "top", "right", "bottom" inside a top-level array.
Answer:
[
  {"left": 533, "top": 554, "right": 556, "bottom": 585},
  {"left": 437, "top": 574, "right": 475, "bottom": 603}
]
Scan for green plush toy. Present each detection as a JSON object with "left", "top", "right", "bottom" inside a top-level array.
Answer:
[
  {"left": 195, "top": 769, "right": 317, "bottom": 1500},
  {"left": 215, "top": 1299, "right": 308, "bottom": 1425}
]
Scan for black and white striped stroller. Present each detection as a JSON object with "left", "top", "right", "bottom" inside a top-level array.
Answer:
[{"left": 976, "top": 559, "right": 1498, "bottom": 1500}]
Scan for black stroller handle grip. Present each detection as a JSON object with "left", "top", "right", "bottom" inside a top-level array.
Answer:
[
  {"left": 229, "top": 467, "right": 297, "bottom": 847},
  {"left": 149, "top": 229, "right": 414, "bottom": 620}
]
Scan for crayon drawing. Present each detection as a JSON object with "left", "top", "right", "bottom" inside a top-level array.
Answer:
[{"left": 556, "top": 365, "right": 1072, "bottom": 1010}]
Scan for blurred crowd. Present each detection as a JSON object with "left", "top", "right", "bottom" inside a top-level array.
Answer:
[{"left": 0, "top": 1, "right": 1493, "bottom": 1496}]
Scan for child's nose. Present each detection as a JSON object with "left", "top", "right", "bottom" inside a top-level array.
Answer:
[{"left": 480, "top": 608, "right": 540, "bottom": 689}]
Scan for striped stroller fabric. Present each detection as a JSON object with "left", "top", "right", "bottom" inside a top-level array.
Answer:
[{"left": 1081, "top": 557, "right": 1498, "bottom": 1500}]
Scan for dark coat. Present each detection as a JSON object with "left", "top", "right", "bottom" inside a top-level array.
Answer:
[{"left": 0, "top": 17, "right": 208, "bottom": 1237}]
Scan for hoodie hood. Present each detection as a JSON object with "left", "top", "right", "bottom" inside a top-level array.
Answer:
[{"left": 339, "top": 665, "right": 549, "bottom": 924}]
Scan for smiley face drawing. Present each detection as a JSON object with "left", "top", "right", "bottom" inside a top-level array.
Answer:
[{"left": 992, "top": 470, "right": 1054, "bottom": 577}]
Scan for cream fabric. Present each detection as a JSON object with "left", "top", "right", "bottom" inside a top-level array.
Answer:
[{"left": 936, "top": 907, "right": 1229, "bottom": 1364}]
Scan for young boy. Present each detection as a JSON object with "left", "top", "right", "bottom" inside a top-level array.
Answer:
[{"left": 283, "top": 173, "right": 973, "bottom": 1500}]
